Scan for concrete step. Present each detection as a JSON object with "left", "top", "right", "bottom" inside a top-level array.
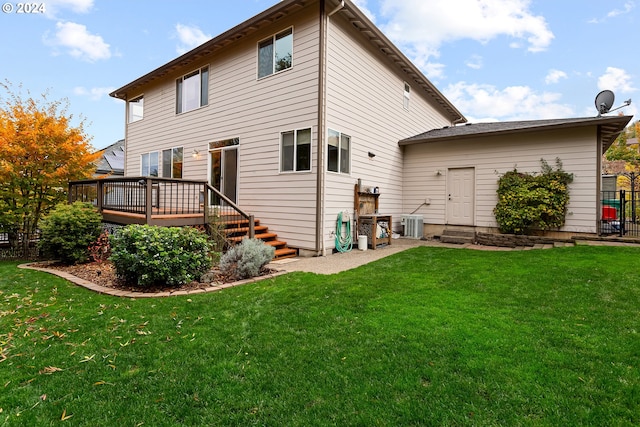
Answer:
[
  {"left": 441, "top": 228, "right": 476, "bottom": 245},
  {"left": 440, "top": 235, "right": 475, "bottom": 245}
]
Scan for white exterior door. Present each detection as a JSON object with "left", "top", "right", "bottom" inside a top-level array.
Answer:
[{"left": 447, "top": 168, "right": 475, "bottom": 225}]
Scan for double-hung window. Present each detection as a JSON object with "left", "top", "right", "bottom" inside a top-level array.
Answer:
[
  {"left": 403, "top": 82, "right": 411, "bottom": 110},
  {"left": 128, "top": 95, "right": 143, "bottom": 123},
  {"left": 258, "top": 28, "right": 293, "bottom": 78},
  {"left": 327, "top": 129, "right": 350, "bottom": 174},
  {"left": 176, "top": 66, "right": 209, "bottom": 114},
  {"left": 281, "top": 128, "right": 311, "bottom": 172}
]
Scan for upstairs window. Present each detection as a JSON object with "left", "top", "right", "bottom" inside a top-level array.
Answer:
[
  {"left": 280, "top": 128, "right": 311, "bottom": 172},
  {"left": 128, "top": 95, "right": 143, "bottom": 123},
  {"left": 403, "top": 82, "right": 411, "bottom": 110},
  {"left": 258, "top": 28, "right": 293, "bottom": 78},
  {"left": 327, "top": 129, "right": 350, "bottom": 174},
  {"left": 176, "top": 66, "right": 209, "bottom": 114}
]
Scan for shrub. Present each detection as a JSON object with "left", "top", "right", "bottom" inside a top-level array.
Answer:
[
  {"left": 109, "top": 225, "right": 212, "bottom": 288},
  {"left": 494, "top": 158, "right": 574, "bottom": 234},
  {"left": 39, "top": 202, "right": 103, "bottom": 264},
  {"left": 219, "top": 238, "right": 275, "bottom": 280}
]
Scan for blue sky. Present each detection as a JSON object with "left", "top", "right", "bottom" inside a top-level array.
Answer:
[{"left": 0, "top": 0, "right": 637, "bottom": 150}]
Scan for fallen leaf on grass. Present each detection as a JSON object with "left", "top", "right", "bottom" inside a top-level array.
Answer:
[
  {"left": 39, "top": 366, "right": 63, "bottom": 375},
  {"left": 79, "top": 354, "right": 96, "bottom": 363},
  {"left": 61, "top": 409, "right": 73, "bottom": 421}
]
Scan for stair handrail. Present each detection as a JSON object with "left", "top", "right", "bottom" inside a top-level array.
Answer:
[{"left": 205, "top": 183, "right": 255, "bottom": 239}]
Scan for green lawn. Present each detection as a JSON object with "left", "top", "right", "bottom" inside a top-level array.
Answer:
[{"left": 1, "top": 245, "right": 639, "bottom": 426}]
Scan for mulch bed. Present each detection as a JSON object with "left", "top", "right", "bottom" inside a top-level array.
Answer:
[{"left": 45, "top": 261, "right": 271, "bottom": 294}]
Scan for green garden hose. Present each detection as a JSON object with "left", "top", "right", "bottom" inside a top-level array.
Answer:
[{"left": 335, "top": 211, "right": 353, "bottom": 252}]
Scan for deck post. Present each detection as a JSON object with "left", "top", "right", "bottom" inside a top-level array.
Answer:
[
  {"left": 248, "top": 214, "right": 255, "bottom": 239},
  {"left": 145, "top": 178, "right": 153, "bottom": 224},
  {"left": 96, "top": 180, "right": 103, "bottom": 213},
  {"left": 203, "top": 183, "right": 209, "bottom": 224}
]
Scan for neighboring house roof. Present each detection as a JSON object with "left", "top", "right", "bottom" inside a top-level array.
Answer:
[
  {"left": 95, "top": 139, "right": 125, "bottom": 176},
  {"left": 399, "top": 116, "right": 633, "bottom": 151},
  {"left": 108, "top": 0, "right": 465, "bottom": 124}
]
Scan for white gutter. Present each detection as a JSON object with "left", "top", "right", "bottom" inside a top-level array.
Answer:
[{"left": 328, "top": 0, "right": 345, "bottom": 16}]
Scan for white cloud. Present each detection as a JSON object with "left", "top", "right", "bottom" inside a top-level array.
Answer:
[
  {"left": 598, "top": 67, "right": 636, "bottom": 93},
  {"left": 608, "top": 1, "right": 636, "bottom": 17},
  {"left": 545, "top": 69, "right": 568, "bottom": 84},
  {"left": 379, "top": 0, "right": 554, "bottom": 72},
  {"left": 350, "top": 0, "right": 376, "bottom": 23},
  {"left": 465, "top": 55, "right": 483, "bottom": 70},
  {"left": 175, "top": 24, "right": 211, "bottom": 55},
  {"left": 45, "top": 21, "right": 111, "bottom": 62},
  {"left": 444, "top": 81, "right": 574, "bottom": 121},
  {"left": 589, "top": 1, "right": 635, "bottom": 23},
  {"left": 44, "top": 0, "right": 93, "bottom": 18},
  {"left": 73, "top": 86, "right": 115, "bottom": 101}
]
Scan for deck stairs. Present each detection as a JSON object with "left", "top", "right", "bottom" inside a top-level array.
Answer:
[
  {"left": 221, "top": 216, "right": 298, "bottom": 260},
  {"left": 440, "top": 228, "right": 476, "bottom": 245}
]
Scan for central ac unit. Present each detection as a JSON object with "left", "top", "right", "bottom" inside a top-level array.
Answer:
[{"left": 401, "top": 214, "right": 423, "bottom": 239}]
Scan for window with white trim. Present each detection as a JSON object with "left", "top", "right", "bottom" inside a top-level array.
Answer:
[
  {"left": 327, "top": 129, "right": 350, "bottom": 174},
  {"left": 258, "top": 28, "right": 293, "bottom": 78},
  {"left": 280, "top": 128, "right": 311, "bottom": 172},
  {"left": 403, "top": 82, "right": 411, "bottom": 110},
  {"left": 141, "top": 147, "right": 183, "bottom": 178},
  {"left": 176, "top": 66, "right": 209, "bottom": 114},
  {"left": 128, "top": 95, "right": 143, "bottom": 123},
  {"left": 141, "top": 151, "right": 159, "bottom": 177},
  {"left": 162, "top": 147, "right": 183, "bottom": 178}
]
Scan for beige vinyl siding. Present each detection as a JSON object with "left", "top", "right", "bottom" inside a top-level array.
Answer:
[
  {"left": 403, "top": 127, "right": 599, "bottom": 233},
  {"left": 124, "top": 5, "right": 320, "bottom": 249},
  {"left": 322, "top": 14, "right": 452, "bottom": 249}
]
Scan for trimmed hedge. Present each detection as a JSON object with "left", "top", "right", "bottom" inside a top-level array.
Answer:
[
  {"left": 109, "top": 225, "right": 213, "bottom": 287},
  {"left": 38, "top": 202, "right": 103, "bottom": 265}
]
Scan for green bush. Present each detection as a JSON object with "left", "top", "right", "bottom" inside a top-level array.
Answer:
[
  {"left": 109, "top": 225, "right": 212, "bottom": 288},
  {"left": 494, "top": 158, "right": 574, "bottom": 234},
  {"left": 219, "top": 238, "right": 275, "bottom": 280},
  {"left": 39, "top": 202, "right": 103, "bottom": 264}
]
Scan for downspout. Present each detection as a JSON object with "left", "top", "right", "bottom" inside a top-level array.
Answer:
[{"left": 316, "top": 0, "right": 345, "bottom": 256}]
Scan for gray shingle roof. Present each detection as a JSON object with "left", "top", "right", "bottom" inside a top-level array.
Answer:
[
  {"left": 95, "top": 139, "right": 125, "bottom": 176},
  {"left": 399, "top": 116, "right": 633, "bottom": 150}
]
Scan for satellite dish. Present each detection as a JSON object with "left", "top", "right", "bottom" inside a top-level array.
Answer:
[{"left": 595, "top": 90, "right": 615, "bottom": 116}]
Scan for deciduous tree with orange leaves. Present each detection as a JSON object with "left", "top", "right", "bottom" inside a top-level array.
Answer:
[{"left": 0, "top": 81, "right": 100, "bottom": 248}]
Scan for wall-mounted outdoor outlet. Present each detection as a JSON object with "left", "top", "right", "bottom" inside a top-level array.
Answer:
[{"left": 425, "top": 197, "right": 431, "bottom": 205}]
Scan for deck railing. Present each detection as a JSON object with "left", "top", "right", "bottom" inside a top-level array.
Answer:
[{"left": 68, "top": 177, "right": 254, "bottom": 242}]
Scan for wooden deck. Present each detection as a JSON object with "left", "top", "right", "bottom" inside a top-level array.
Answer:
[
  {"left": 101, "top": 209, "right": 205, "bottom": 227},
  {"left": 69, "top": 177, "right": 298, "bottom": 259}
]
